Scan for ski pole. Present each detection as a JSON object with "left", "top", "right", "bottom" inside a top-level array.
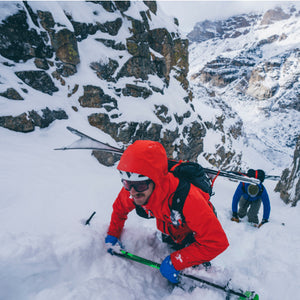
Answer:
[
  {"left": 113, "top": 250, "right": 258, "bottom": 299},
  {"left": 113, "top": 250, "right": 161, "bottom": 269},
  {"left": 85, "top": 211, "right": 96, "bottom": 225}
]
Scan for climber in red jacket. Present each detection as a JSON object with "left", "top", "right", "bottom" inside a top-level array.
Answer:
[{"left": 105, "top": 140, "right": 229, "bottom": 284}]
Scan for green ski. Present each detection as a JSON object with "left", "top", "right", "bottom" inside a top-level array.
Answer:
[
  {"left": 240, "top": 290, "right": 259, "bottom": 300},
  {"left": 113, "top": 250, "right": 259, "bottom": 299}
]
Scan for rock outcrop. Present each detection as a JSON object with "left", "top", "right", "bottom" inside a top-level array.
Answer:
[
  {"left": 275, "top": 136, "right": 300, "bottom": 206},
  {"left": 0, "top": 1, "right": 205, "bottom": 165}
]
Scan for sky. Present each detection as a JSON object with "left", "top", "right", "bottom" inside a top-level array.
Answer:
[{"left": 158, "top": 1, "right": 300, "bottom": 33}]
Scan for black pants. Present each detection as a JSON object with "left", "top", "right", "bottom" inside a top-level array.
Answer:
[{"left": 238, "top": 196, "right": 262, "bottom": 224}]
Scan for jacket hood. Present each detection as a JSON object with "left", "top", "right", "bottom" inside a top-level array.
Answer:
[
  {"left": 117, "top": 140, "right": 169, "bottom": 185},
  {"left": 117, "top": 140, "right": 177, "bottom": 212}
]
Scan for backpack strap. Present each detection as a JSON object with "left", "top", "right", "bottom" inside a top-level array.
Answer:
[
  {"left": 135, "top": 205, "right": 154, "bottom": 219},
  {"left": 170, "top": 179, "right": 190, "bottom": 227},
  {"left": 242, "top": 182, "right": 246, "bottom": 193},
  {"left": 257, "top": 185, "right": 264, "bottom": 197},
  {"left": 135, "top": 178, "right": 191, "bottom": 225}
]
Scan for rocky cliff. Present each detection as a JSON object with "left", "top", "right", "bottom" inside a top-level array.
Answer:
[
  {"left": 275, "top": 135, "right": 300, "bottom": 205},
  {"left": 0, "top": 1, "right": 206, "bottom": 165}
]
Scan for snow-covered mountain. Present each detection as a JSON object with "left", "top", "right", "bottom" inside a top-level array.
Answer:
[
  {"left": 1, "top": 2, "right": 300, "bottom": 300},
  {"left": 188, "top": 5, "right": 300, "bottom": 204},
  {"left": 0, "top": 1, "right": 298, "bottom": 203},
  {"left": 0, "top": 2, "right": 298, "bottom": 200}
]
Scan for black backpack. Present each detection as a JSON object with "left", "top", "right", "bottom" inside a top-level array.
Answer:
[
  {"left": 247, "top": 169, "right": 265, "bottom": 183},
  {"left": 135, "top": 161, "right": 213, "bottom": 226},
  {"left": 241, "top": 169, "right": 265, "bottom": 199}
]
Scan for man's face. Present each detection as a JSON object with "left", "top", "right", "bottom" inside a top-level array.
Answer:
[{"left": 130, "top": 182, "right": 155, "bottom": 206}]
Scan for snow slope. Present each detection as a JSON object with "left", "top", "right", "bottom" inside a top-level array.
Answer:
[{"left": 1, "top": 121, "right": 299, "bottom": 300}]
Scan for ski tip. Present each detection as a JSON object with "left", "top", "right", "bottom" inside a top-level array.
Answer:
[{"left": 66, "top": 126, "right": 78, "bottom": 134}]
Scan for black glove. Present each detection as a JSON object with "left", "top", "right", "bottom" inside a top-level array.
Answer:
[{"left": 258, "top": 219, "right": 268, "bottom": 228}]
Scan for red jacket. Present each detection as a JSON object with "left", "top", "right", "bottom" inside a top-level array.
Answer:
[{"left": 107, "top": 140, "right": 229, "bottom": 270}]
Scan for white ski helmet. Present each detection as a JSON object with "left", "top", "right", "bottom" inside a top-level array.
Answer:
[{"left": 119, "top": 170, "right": 149, "bottom": 181}]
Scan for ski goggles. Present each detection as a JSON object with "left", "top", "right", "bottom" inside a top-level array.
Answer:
[{"left": 121, "top": 179, "right": 152, "bottom": 192}]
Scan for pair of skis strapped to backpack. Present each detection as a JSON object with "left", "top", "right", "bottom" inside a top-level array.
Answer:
[{"left": 55, "top": 126, "right": 279, "bottom": 185}]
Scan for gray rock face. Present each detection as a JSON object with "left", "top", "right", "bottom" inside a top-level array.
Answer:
[
  {"left": 0, "top": 1, "right": 206, "bottom": 165},
  {"left": 275, "top": 136, "right": 300, "bottom": 205},
  {"left": 0, "top": 108, "right": 68, "bottom": 132}
]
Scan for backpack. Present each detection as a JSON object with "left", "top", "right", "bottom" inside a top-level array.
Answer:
[
  {"left": 247, "top": 169, "right": 265, "bottom": 183},
  {"left": 242, "top": 169, "right": 265, "bottom": 199},
  {"left": 135, "top": 160, "right": 213, "bottom": 226},
  {"left": 241, "top": 182, "right": 264, "bottom": 198}
]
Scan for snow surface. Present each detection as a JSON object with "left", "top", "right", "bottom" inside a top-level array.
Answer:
[
  {"left": 1, "top": 122, "right": 300, "bottom": 300},
  {"left": 0, "top": 1, "right": 300, "bottom": 300}
]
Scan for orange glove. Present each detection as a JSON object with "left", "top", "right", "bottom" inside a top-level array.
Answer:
[
  {"left": 258, "top": 219, "right": 268, "bottom": 228},
  {"left": 231, "top": 212, "right": 240, "bottom": 223},
  {"left": 231, "top": 217, "right": 240, "bottom": 223}
]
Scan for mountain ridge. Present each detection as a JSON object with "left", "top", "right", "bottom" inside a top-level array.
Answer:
[
  {"left": 0, "top": 1, "right": 298, "bottom": 204},
  {"left": 188, "top": 4, "right": 300, "bottom": 204}
]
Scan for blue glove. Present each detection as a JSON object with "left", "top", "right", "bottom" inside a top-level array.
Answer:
[
  {"left": 160, "top": 255, "right": 180, "bottom": 284},
  {"left": 105, "top": 235, "right": 123, "bottom": 255}
]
